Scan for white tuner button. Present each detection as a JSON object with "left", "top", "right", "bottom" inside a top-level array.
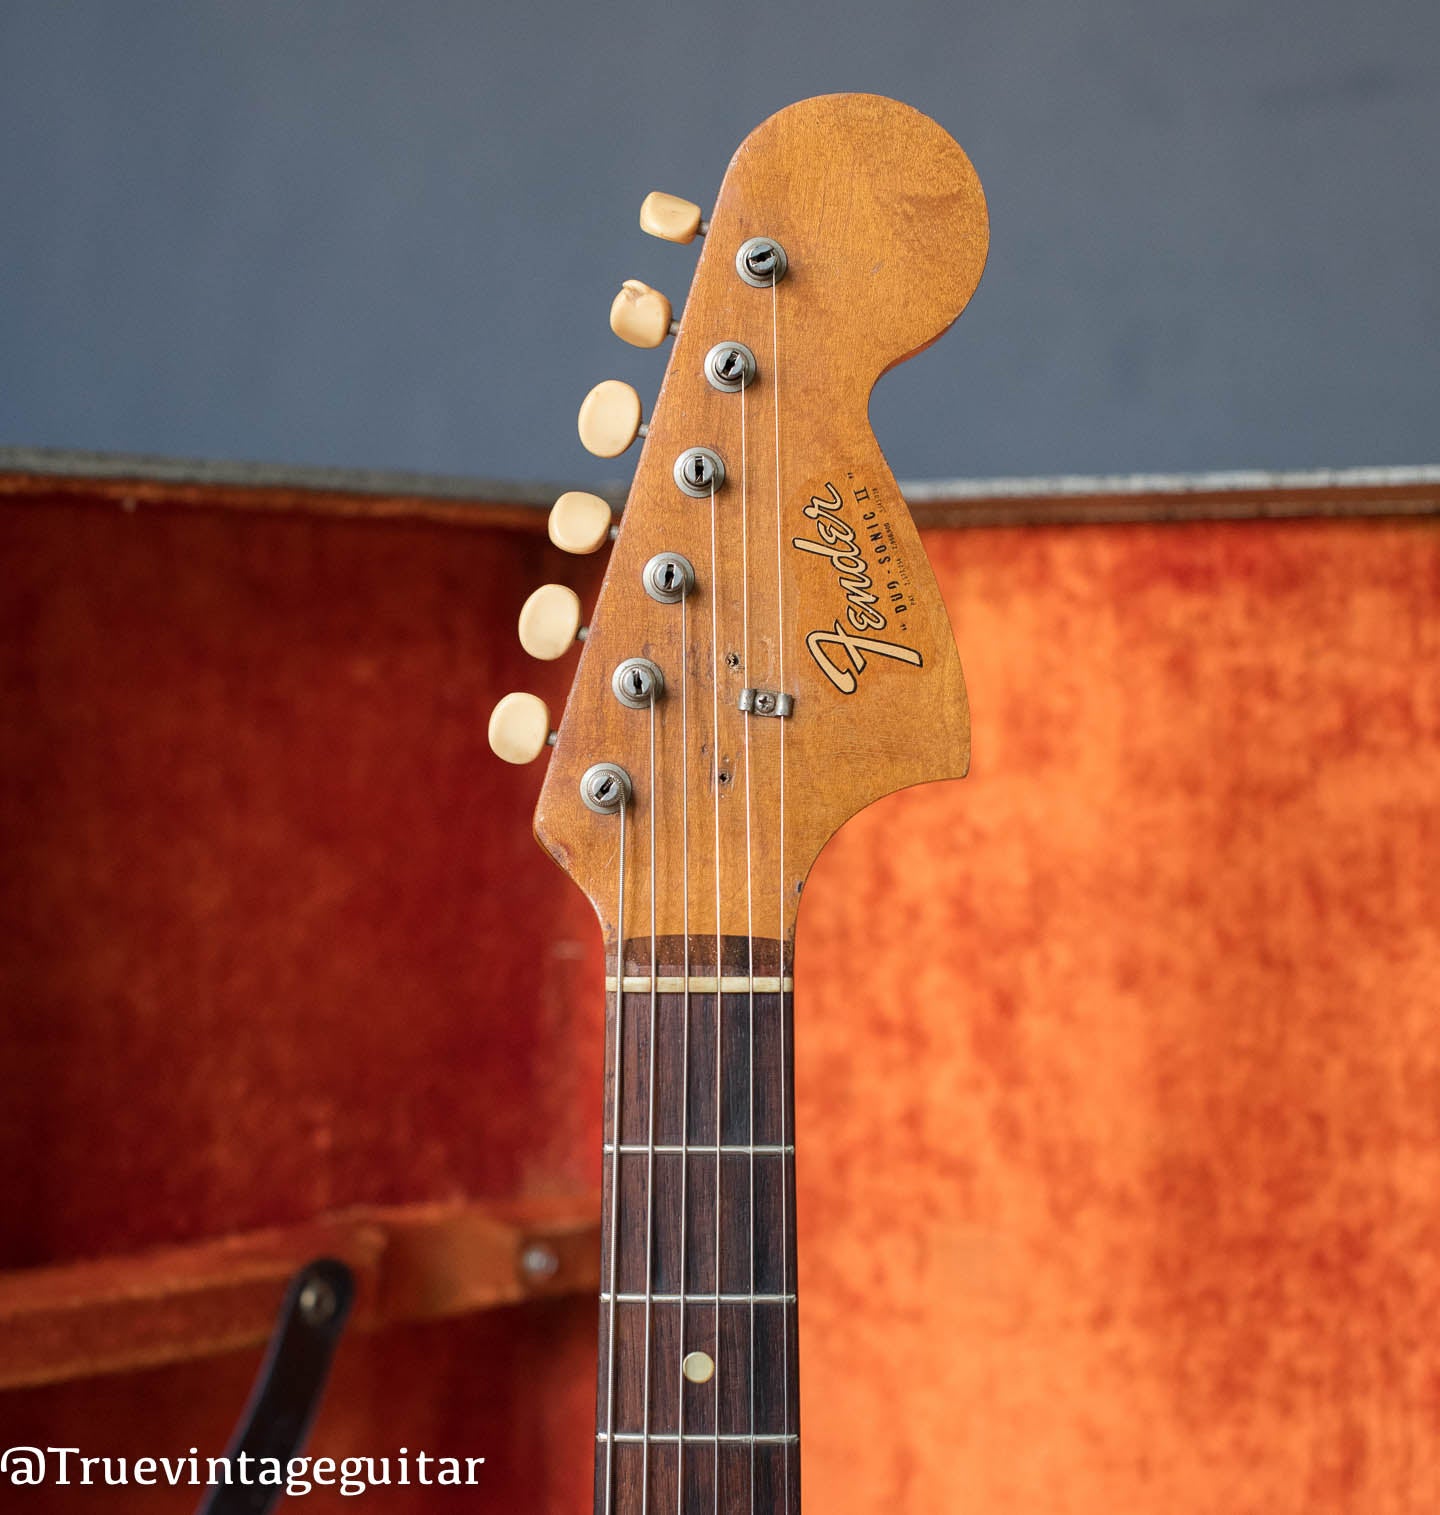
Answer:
[
  {"left": 488, "top": 692, "right": 554, "bottom": 765},
  {"left": 682, "top": 1350, "right": 715, "bottom": 1384},
  {"left": 610, "top": 279, "right": 674, "bottom": 349},
  {"left": 548, "top": 491, "right": 614, "bottom": 555},
  {"left": 518, "top": 584, "right": 584, "bottom": 661},
  {"left": 639, "top": 192, "right": 706, "bottom": 244},
  {"left": 578, "top": 380, "right": 644, "bottom": 459}
]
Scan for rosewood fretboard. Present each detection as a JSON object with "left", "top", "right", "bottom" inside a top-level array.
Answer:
[{"left": 596, "top": 935, "right": 799, "bottom": 1515}]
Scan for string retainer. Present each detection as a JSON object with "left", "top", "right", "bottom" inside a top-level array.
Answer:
[{"left": 739, "top": 687, "right": 794, "bottom": 718}]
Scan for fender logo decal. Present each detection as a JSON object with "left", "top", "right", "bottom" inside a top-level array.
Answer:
[{"left": 792, "top": 480, "right": 921, "bottom": 694}]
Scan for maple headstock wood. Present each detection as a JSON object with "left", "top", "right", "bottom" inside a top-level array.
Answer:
[{"left": 534, "top": 93, "right": 989, "bottom": 951}]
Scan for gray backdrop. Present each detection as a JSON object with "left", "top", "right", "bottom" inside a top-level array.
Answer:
[{"left": 1, "top": 2, "right": 1436, "bottom": 486}]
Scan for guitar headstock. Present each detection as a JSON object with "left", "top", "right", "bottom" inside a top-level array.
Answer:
[{"left": 490, "top": 93, "right": 988, "bottom": 950}]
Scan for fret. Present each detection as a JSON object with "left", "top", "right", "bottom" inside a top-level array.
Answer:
[
  {"left": 599, "top": 1435, "right": 800, "bottom": 1445},
  {"left": 600, "top": 1293, "right": 797, "bottom": 1304},
  {"left": 597, "top": 935, "right": 799, "bottom": 1515},
  {"left": 603, "top": 1144, "right": 794, "bottom": 1155},
  {"left": 605, "top": 975, "right": 795, "bottom": 992}
]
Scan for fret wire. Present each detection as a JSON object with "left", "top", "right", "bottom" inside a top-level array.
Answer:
[
  {"left": 603, "top": 1143, "right": 793, "bottom": 1155},
  {"left": 599, "top": 1435, "right": 799, "bottom": 1446},
  {"left": 601, "top": 1293, "right": 796, "bottom": 1304},
  {"left": 605, "top": 975, "right": 794, "bottom": 992}
]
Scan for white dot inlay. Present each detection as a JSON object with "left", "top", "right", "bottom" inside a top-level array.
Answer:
[{"left": 681, "top": 1350, "right": 715, "bottom": 1385}]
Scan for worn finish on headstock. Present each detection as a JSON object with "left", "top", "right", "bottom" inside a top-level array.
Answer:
[{"left": 536, "top": 93, "right": 988, "bottom": 950}]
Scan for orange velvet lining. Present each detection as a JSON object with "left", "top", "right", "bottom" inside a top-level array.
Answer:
[{"left": 1, "top": 496, "right": 1436, "bottom": 1511}]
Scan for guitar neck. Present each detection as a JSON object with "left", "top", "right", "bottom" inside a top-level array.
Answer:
[
  {"left": 486, "top": 90, "right": 988, "bottom": 1515},
  {"left": 596, "top": 934, "right": 800, "bottom": 1515}
]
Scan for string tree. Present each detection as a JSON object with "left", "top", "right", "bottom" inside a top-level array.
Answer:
[{"left": 739, "top": 686, "right": 794, "bottom": 719}]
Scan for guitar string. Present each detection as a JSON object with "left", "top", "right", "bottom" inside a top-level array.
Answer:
[
  {"left": 603, "top": 800, "right": 628, "bottom": 1515},
  {"left": 676, "top": 588, "right": 691, "bottom": 1515},
  {"left": 740, "top": 365, "right": 757, "bottom": 1515},
  {"left": 708, "top": 469, "right": 723, "bottom": 1515},
  {"left": 771, "top": 266, "right": 792, "bottom": 1512},
  {"left": 641, "top": 689, "right": 660, "bottom": 1515}
]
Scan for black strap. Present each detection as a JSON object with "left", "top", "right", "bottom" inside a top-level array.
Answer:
[{"left": 197, "top": 1258, "right": 355, "bottom": 1515}]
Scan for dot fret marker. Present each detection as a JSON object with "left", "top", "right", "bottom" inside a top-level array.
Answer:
[{"left": 681, "top": 1350, "right": 715, "bottom": 1385}]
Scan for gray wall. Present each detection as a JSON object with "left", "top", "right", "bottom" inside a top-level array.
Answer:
[{"left": 1, "top": 2, "right": 1436, "bottom": 486}]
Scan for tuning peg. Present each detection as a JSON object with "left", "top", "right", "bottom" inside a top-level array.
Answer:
[
  {"left": 548, "top": 491, "right": 614, "bottom": 555},
  {"left": 610, "top": 279, "right": 676, "bottom": 349},
  {"left": 519, "top": 583, "right": 586, "bottom": 661},
  {"left": 640, "top": 192, "right": 707, "bottom": 244},
  {"left": 578, "top": 379, "right": 645, "bottom": 458},
  {"left": 488, "top": 692, "right": 554, "bottom": 765}
]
